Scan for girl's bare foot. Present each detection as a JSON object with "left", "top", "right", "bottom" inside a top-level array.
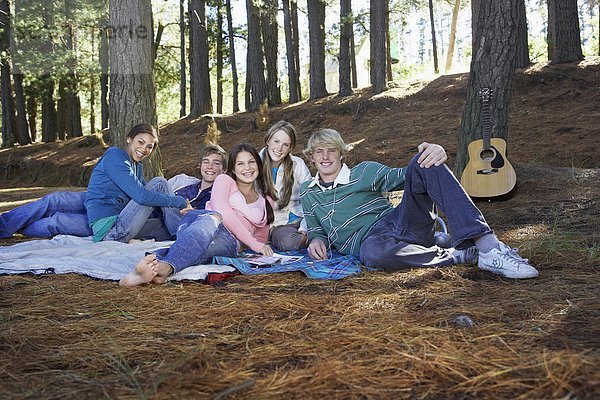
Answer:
[
  {"left": 151, "top": 261, "right": 174, "bottom": 284},
  {"left": 119, "top": 254, "right": 159, "bottom": 286}
]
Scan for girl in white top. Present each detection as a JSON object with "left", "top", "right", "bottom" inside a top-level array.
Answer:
[{"left": 260, "top": 121, "right": 312, "bottom": 251}]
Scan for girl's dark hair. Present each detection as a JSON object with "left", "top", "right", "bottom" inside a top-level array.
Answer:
[
  {"left": 262, "top": 120, "right": 297, "bottom": 209},
  {"left": 126, "top": 123, "right": 158, "bottom": 140},
  {"left": 227, "top": 143, "right": 275, "bottom": 225}
]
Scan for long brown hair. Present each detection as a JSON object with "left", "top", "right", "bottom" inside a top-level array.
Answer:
[
  {"left": 262, "top": 121, "right": 297, "bottom": 209},
  {"left": 227, "top": 143, "right": 275, "bottom": 225}
]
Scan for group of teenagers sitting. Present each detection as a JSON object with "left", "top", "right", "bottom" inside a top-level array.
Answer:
[{"left": 0, "top": 121, "right": 539, "bottom": 286}]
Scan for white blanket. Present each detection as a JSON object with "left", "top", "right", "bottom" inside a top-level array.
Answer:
[{"left": 0, "top": 235, "right": 236, "bottom": 282}]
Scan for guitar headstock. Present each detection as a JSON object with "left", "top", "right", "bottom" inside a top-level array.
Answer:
[{"left": 478, "top": 87, "right": 493, "bottom": 102}]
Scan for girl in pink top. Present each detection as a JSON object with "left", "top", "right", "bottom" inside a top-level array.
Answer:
[{"left": 121, "top": 143, "right": 276, "bottom": 286}]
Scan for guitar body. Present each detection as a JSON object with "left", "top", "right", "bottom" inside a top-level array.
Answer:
[{"left": 461, "top": 137, "right": 517, "bottom": 199}]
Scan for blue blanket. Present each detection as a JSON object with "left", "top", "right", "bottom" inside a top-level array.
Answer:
[{"left": 213, "top": 249, "right": 363, "bottom": 280}]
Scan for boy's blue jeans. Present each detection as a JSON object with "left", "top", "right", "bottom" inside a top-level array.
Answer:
[
  {"left": 153, "top": 209, "right": 238, "bottom": 273},
  {"left": 0, "top": 191, "right": 91, "bottom": 238},
  {"left": 104, "top": 177, "right": 183, "bottom": 243},
  {"left": 359, "top": 155, "right": 493, "bottom": 271}
]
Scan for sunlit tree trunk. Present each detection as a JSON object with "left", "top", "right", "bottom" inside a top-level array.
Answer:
[
  {"left": 179, "top": 0, "right": 186, "bottom": 117},
  {"left": 445, "top": 0, "right": 461, "bottom": 72}
]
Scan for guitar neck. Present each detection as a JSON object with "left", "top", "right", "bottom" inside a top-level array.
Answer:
[{"left": 481, "top": 93, "right": 492, "bottom": 150}]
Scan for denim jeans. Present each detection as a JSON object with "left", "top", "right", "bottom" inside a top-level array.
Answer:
[
  {"left": 0, "top": 191, "right": 91, "bottom": 238},
  {"left": 359, "top": 154, "right": 493, "bottom": 271},
  {"left": 153, "top": 209, "right": 238, "bottom": 273},
  {"left": 104, "top": 177, "right": 183, "bottom": 243}
]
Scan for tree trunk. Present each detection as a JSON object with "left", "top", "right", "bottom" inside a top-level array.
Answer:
[
  {"left": 547, "top": 0, "right": 583, "bottom": 64},
  {"left": 385, "top": 3, "right": 393, "bottom": 82},
  {"left": 515, "top": 0, "right": 530, "bottom": 69},
  {"left": 261, "top": 0, "right": 281, "bottom": 106},
  {"left": 109, "top": 0, "right": 161, "bottom": 178},
  {"left": 370, "top": 0, "right": 387, "bottom": 94},
  {"left": 216, "top": 0, "right": 224, "bottom": 114},
  {"left": 338, "top": 0, "right": 352, "bottom": 97},
  {"left": 26, "top": 91, "right": 37, "bottom": 142},
  {"left": 307, "top": 0, "right": 327, "bottom": 99},
  {"left": 64, "top": 0, "right": 82, "bottom": 139},
  {"left": 428, "top": 0, "right": 439, "bottom": 74},
  {"left": 225, "top": 0, "right": 239, "bottom": 112},
  {"left": 456, "top": 0, "right": 519, "bottom": 177},
  {"left": 13, "top": 73, "right": 30, "bottom": 145},
  {"left": 350, "top": 31, "right": 357, "bottom": 88},
  {"left": 291, "top": 0, "right": 302, "bottom": 98},
  {"left": 100, "top": 19, "right": 109, "bottom": 130},
  {"left": 188, "top": 0, "right": 212, "bottom": 117},
  {"left": 0, "top": 0, "right": 16, "bottom": 147},
  {"left": 445, "top": 0, "right": 461, "bottom": 72},
  {"left": 41, "top": 76, "right": 57, "bottom": 143},
  {"left": 179, "top": 0, "right": 187, "bottom": 117},
  {"left": 283, "top": 0, "right": 300, "bottom": 103},
  {"left": 246, "top": 0, "right": 267, "bottom": 110}
]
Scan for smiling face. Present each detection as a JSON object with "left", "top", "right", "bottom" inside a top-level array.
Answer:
[
  {"left": 266, "top": 129, "right": 292, "bottom": 167},
  {"left": 233, "top": 151, "right": 259, "bottom": 185},
  {"left": 200, "top": 153, "right": 224, "bottom": 184},
  {"left": 126, "top": 133, "right": 156, "bottom": 162},
  {"left": 310, "top": 146, "right": 343, "bottom": 183}
]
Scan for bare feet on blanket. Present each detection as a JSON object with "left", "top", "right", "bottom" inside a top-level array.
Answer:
[
  {"left": 151, "top": 261, "right": 174, "bottom": 284},
  {"left": 119, "top": 254, "right": 159, "bottom": 286}
]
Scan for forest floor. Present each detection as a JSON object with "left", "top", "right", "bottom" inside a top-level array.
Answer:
[{"left": 0, "top": 58, "right": 599, "bottom": 399}]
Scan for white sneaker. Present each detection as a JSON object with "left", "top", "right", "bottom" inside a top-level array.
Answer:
[
  {"left": 478, "top": 243, "right": 539, "bottom": 279},
  {"left": 452, "top": 246, "right": 478, "bottom": 265}
]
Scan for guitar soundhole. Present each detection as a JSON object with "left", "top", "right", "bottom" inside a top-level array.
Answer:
[{"left": 480, "top": 148, "right": 496, "bottom": 161}]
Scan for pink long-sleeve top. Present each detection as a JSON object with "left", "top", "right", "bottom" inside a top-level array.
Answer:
[{"left": 206, "top": 174, "right": 273, "bottom": 252}]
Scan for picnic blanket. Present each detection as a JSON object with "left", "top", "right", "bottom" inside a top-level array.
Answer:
[
  {"left": 0, "top": 236, "right": 364, "bottom": 282},
  {"left": 214, "top": 249, "right": 363, "bottom": 280},
  {"left": 0, "top": 235, "right": 236, "bottom": 282}
]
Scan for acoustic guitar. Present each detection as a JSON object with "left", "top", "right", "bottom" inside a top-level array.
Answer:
[{"left": 461, "top": 88, "right": 516, "bottom": 200}]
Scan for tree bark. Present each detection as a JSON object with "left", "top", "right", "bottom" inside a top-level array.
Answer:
[
  {"left": 428, "top": 0, "right": 439, "bottom": 74},
  {"left": 8, "top": 0, "right": 30, "bottom": 145},
  {"left": 456, "top": 0, "right": 519, "bottom": 177},
  {"left": 216, "top": 0, "right": 224, "bottom": 114},
  {"left": 283, "top": 0, "right": 300, "bottom": 103},
  {"left": 291, "top": 0, "right": 302, "bottom": 98},
  {"left": 63, "top": 0, "right": 82, "bottom": 139},
  {"left": 370, "top": 0, "right": 387, "bottom": 94},
  {"left": 108, "top": 0, "right": 161, "bottom": 178},
  {"left": 547, "top": 0, "right": 584, "bottom": 64},
  {"left": 261, "top": 0, "right": 281, "bottom": 105},
  {"left": 100, "top": 19, "right": 109, "bottom": 130},
  {"left": 350, "top": 30, "right": 357, "bottom": 88},
  {"left": 0, "top": 0, "right": 16, "bottom": 147},
  {"left": 41, "top": 76, "right": 57, "bottom": 143},
  {"left": 338, "top": 0, "right": 353, "bottom": 97},
  {"left": 188, "top": 0, "right": 212, "bottom": 117},
  {"left": 225, "top": 0, "right": 239, "bottom": 112},
  {"left": 445, "top": 0, "right": 461, "bottom": 72},
  {"left": 307, "top": 0, "right": 327, "bottom": 99},
  {"left": 26, "top": 91, "right": 37, "bottom": 142},
  {"left": 246, "top": 0, "right": 267, "bottom": 110},
  {"left": 514, "top": 0, "right": 530, "bottom": 69},
  {"left": 180, "top": 0, "right": 186, "bottom": 117}
]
